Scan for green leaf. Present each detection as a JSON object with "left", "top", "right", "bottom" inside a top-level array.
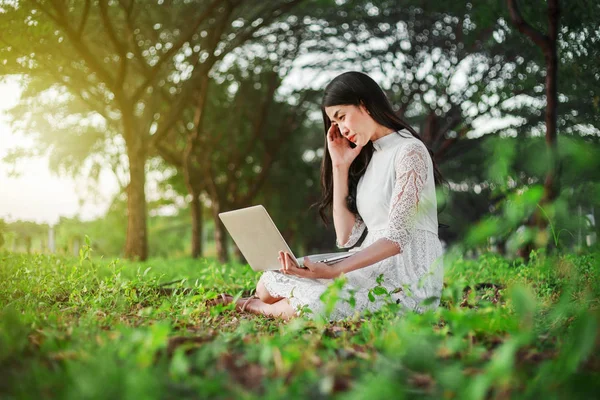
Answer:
[
  {"left": 373, "top": 286, "right": 388, "bottom": 296},
  {"left": 420, "top": 296, "right": 439, "bottom": 307},
  {"left": 562, "top": 312, "right": 599, "bottom": 373},
  {"left": 368, "top": 291, "right": 375, "bottom": 302},
  {"left": 510, "top": 285, "right": 536, "bottom": 332}
]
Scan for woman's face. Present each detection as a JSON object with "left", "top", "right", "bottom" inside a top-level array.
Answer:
[{"left": 324, "top": 104, "right": 376, "bottom": 147}]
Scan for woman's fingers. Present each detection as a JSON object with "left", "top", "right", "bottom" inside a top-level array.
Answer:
[
  {"left": 327, "top": 124, "right": 335, "bottom": 141},
  {"left": 287, "top": 253, "right": 309, "bottom": 277},
  {"left": 328, "top": 124, "right": 341, "bottom": 141},
  {"left": 303, "top": 257, "right": 315, "bottom": 272},
  {"left": 285, "top": 252, "right": 296, "bottom": 269},
  {"left": 278, "top": 251, "right": 286, "bottom": 273},
  {"left": 302, "top": 256, "right": 309, "bottom": 269},
  {"left": 282, "top": 251, "right": 289, "bottom": 273},
  {"left": 278, "top": 253, "right": 331, "bottom": 279},
  {"left": 279, "top": 251, "right": 314, "bottom": 277},
  {"left": 277, "top": 252, "right": 320, "bottom": 278}
]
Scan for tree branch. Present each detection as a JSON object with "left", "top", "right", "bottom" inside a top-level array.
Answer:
[
  {"left": 434, "top": 125, "right": 469, "bottom": 161},
  {"left": 119, "top": 0, "right": 149, "bottom": 76},
  {"left": 155, "top": 141, "right": 183, "bottom": 168},
  {"left": 117, "top": 0, "right": 135, "bottom": 15},
  {"left": 35, "top": 0, "right": 117, "bottom": 91},
  {"left": 216, "top": 0, "right": 304, "bottom": 62},
  {"left": 238, "top": 89, "right": 312, "bottom": 207},
  {"left": 99, "top": 0, "right": 129, "bottom": 88},
  {"left": 506, "top": 0, "right": 550, "bottom": 51},
  {"left": 42, "top": 66, "right": 115, "bottom": 126},
  {"left": 131, "top": 0, "right": 222, "bottom": 102},
  {"left": 226, "top": 72, "right": 280, "bottom": 184},
  {"left": 31, "top": 0, "right": 61, "bottom": 25},
  {"left": 77, "top": 0, "right": 92, "bottom": 38},
  {"left": 238, "top": 111, "right": 299, "bottom": 207},
  {"left": 150, "top": 1, "right": 233, "bottom": 148}
]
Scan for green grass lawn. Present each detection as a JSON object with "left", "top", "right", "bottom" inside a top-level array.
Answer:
[{"left": 1, "top": 246, "right": 599, "bottom": 399}]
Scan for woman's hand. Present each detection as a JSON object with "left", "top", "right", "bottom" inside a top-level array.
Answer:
[
  {"left": 278, "top": 251, "right": 340, "bottom": 280},
  {"left": 327, "top": 123, "right": 363, "bottom": 168}
]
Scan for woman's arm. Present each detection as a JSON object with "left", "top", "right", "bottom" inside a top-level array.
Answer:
[
  {"left": 332, "top": 165, "right": 363, "bottom": 247},
  {"left": 331, "top": 238, "right": 399, "bottom": 275},
  {"left": 326, "top": 122, "right": 365, "bottom": 248},
  {"left": 333, "top": 141, "right": 429, "bottom": 275},
  {"left": 280, "top": 238, "right": 398, "bottom": 279},
  {"left": 280, "top": 141, "right": 429, "bottom": 280}
]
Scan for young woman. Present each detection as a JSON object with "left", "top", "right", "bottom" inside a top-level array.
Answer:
[{"left": 216, "top": 71, "right": 444, "bottom": 320}]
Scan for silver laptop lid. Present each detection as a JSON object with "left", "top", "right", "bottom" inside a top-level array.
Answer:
[{"left": 218, "top": 205, "right": 296, "bottom": 271}]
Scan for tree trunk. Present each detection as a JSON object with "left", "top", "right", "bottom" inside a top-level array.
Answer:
[
  {"left": 540, "top": 0, "right": 560, "bottom": 206},
  {"left": 507, "top": 0, "right": 560, "bottom": 258},
  {"left": 183, "top": 69, "right": 210, "bottom": 259},
  {"left": 190, "top": 193, "right": 203, "bottom": 258},
  {"left": 421, "top": 111, "right": 437, "bottom": 147},
  {"left": 532, "top": 29, "right": 559, "bottom": 241},
  {"left": 212, "top": 206, "right": 229, "bottom": 263},
  {"left": 124, "top": 114, "right": 148, "bottom": 261}
]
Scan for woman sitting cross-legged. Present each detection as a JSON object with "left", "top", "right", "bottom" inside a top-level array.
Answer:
[{"left": 213, "top": 71, "right": 445, "bottom": 320}]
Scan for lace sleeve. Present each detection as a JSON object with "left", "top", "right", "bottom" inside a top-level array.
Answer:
[
  {"left": 336, "top": 214, "right": 366, "bottom": 249},
  {"left": 384, "top": 141, "right": 429, "bottom": 252}
]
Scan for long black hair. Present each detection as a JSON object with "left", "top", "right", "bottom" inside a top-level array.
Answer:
[{"left": 317, "top": 71, "right": 444, "bottom": 225}]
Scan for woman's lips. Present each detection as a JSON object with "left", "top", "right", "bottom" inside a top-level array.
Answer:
[{"left": 348, "top": 135, "right": 356, "bottom": 143}]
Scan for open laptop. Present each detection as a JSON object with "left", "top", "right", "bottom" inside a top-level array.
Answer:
[{"left": 218, "top": 205, "right": 358, "bottom": 271}]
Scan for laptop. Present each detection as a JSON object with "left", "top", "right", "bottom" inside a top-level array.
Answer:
[{"left": 218, "top": 205, "right": 358, "bottom": 271}]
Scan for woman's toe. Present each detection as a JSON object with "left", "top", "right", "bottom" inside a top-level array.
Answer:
[{"left": 206, "top": 293, "right": 234, "bottom": 306}]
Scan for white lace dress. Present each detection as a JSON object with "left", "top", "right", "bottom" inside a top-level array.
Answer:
[{"left": 261, "top": 130, "right": 444, "bottom": 320}]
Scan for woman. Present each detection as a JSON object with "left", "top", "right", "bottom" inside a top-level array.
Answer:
[{"left": 217, "top": 71, "right": 444, "bottom": 320}]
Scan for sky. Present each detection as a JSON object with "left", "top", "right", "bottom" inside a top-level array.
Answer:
[{"left": 0, "top": 78, "right": 118, "bottom": 225}]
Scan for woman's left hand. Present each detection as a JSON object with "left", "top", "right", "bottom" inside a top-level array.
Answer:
[{"left": 278, "top": 251, "right": 340, "bottom": 280}]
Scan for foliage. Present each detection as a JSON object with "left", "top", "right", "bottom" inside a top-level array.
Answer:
[
  {"left": 0, "top": 218, "right": 6, "bottom": 249},
  {"left": 0, "top": 0, "right": 311, "bottom": 259},
  {"left": 2, "top": 0, "right": 599, "bottom": 258},
  {"left": 0, "top": 248, "right": 599, "bottom": 399}
]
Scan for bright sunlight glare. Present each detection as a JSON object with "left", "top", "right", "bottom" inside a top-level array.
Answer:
[{"left": 0, "top": 78, "right": 115, "bottom": 225}]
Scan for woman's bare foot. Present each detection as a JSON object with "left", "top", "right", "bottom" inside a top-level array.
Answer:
[
  {"left": 205, "top": 293, "right": 297, "bottom": 319},
  {"left": 205, "top": 293, "right": 256, "bottom": 312},
  {"left": 205, "top": 293, "right": 235, "bottom": 307},
  {"left": 236, "top": 297, "right": 297, "bottom": 320}
]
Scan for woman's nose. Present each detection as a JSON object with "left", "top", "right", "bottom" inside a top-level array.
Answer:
[{"left": 339, "top": 124, "right": 350, "bottom": 136}]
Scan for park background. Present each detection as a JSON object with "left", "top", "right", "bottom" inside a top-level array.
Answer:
[
  {"left": 1, "top": 0, "right": 598, "bottom": 261},
  {"left": 0, "top": 0, "right": 599, "bottom": 398}
]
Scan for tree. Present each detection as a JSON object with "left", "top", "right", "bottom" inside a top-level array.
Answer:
[
  {"left": 156, "top": 64, "right": 316, "bottom": 261},
  {"left": 291, "top": 1, "right": 525, "bottom": 157},
  {"left": 503, "top": 0, "right": 600, "bottom": 255},
  {"left": 296, "top": 0, "right": 599, "bottom": 253},
  {"left": 0, "top": 0, "right": 304, "bottom": 260},
  {"left": 146, "top": 2, "right": 309, "bottom": 260},
  {"left": 507, "top": 0, "right": 560, "bottom": 207}
]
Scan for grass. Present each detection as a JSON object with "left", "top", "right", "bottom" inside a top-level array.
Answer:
[{"left": 0, "top": 245, "right": 599, "bottom": 399}]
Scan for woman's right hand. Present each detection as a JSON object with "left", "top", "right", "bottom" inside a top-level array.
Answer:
[{"left": 327, "top": 123, "right": 363, "bottom": 168}]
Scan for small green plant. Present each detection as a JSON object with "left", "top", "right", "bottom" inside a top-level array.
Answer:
[
  {"left": 536, "top": 204, "right": 576, "bottom": 248},
  {"left": 319, "top": 274, "right": 348, "bottom": 317}
]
